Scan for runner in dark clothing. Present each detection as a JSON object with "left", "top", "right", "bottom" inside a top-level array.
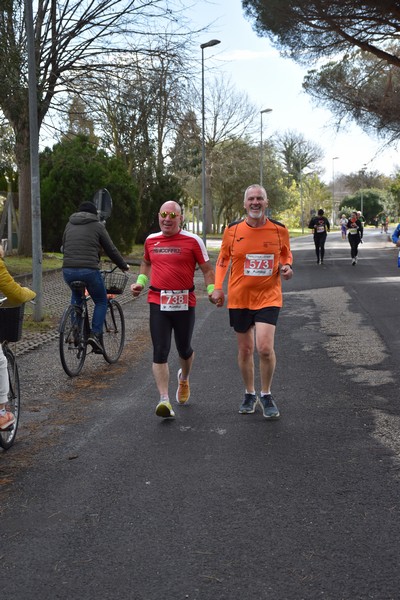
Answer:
[
  {"left": 308, "top": 209, "right": 330, "bottom": 265},
  {"left": 347, "top": 211, "right": 363, "bottom": 265}
]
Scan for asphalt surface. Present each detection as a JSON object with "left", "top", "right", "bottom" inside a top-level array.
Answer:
[{"left": 1, "top": 228, "right": 400, "bottom": 600}]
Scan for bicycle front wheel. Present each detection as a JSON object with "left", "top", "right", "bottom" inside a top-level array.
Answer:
[
  {"left": 103, "top": 300, "right": 125, "bottom": 363},
  {"left": 0, "top": 346, "right": 20, "bottom": 450},
  {"left": 59, "top": 305, "right": 87, "bottom": 377}
]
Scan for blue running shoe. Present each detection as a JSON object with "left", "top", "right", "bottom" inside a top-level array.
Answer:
[
  {"left": 259, "top": 394, "right": 280, "bottom": 419},
  {"left": 239, "top": 393, "right": 258, "bottom": 414}
]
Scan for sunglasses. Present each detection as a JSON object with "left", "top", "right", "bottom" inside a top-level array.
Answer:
[{"left": 159, "top": 211, "right": 180, "bottom": 219}]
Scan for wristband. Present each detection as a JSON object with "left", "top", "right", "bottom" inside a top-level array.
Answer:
[
  {"left": 207, "top": 284, "right": 215, "bottom": 294},
  {"left": 136, "top": 274, "right": 148, "bottom": 287}
]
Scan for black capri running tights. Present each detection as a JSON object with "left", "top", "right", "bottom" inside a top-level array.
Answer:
[{"left": 150, "top": 302, "right": 195, "bottom": 364}]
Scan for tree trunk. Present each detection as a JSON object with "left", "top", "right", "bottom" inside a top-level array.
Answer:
[{"left": 15, "top": 137, "right": 33, "bottom": 256}]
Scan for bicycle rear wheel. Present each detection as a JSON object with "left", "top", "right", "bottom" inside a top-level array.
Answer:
[
  {"left": 0, "top": 346, "right": 20, "bottom": 450},
  {"left": 103, "top": 300, "right": 125, "bottom": 363},
  {"left": 59, "top": 305, "right": 87, "bottom": 377}
]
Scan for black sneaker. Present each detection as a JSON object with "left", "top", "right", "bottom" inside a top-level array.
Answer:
[
  {"left": 259, "top": 394, "right": 280, "bottom": 419},
  {"left": 87, "top": 332, "right": 103, "bottom": 353},
  {"left": 239, "top": 393, "right": 258, "bottom": 414}
]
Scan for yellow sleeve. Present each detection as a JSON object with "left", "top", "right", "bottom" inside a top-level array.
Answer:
[{"left": 0, "top": 259, "right": 36, "bottom": 305}]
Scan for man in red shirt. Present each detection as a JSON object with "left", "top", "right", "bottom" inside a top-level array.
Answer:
[
  {"left": 211, "top": 184, "right": 293, "bottom": 419},
  {"left": 131, "top": 201, "right": 215, "bottom": 419}
]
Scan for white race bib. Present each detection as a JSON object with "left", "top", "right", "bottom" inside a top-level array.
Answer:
[
  {"left": 244, "top": 254, "right": 274, "bottom": 276},
  {"left": 160, "top": 290, "right": 189, "bottom": 311}
]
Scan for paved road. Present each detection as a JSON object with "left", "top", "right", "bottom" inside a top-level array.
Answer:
[{"left": 1, "top": 228, "right": 400, "bottom": 600}]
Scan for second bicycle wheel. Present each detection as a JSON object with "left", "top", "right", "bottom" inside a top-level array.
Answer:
[
  {"left": 0, "top": 346, "right": 20, "bottom": 450},
  {"left": 59, "top": 305, "right": 87, "bottom": 377},
  {"left": 103, "top": 300, "right": 125, "bottom": 363}
]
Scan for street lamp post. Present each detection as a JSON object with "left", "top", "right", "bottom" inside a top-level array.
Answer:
[
  {"left": 332, "top": 156, "right": 339, "bottom": 225},
  {"left": 260, "top": 108, "right": 272, "bottom": 187},
  {"left": 201, "top": 38, "right": 221, "bottom": 246},
  {"left": 299, "top": 158, "right": 304, "bottom": 233},
  {"left": 360, "top": 165, "right": 367, "bottom": 215},
  {"left": 25, "top": 0, "right": 43, "bottom": 321}
]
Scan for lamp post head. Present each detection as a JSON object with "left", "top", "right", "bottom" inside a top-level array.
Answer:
[
  {"left": 261, "top": 108, "right": 272, "bottom": 114},
  {"left": 200, "top": 39, "right": 221, "bottom": 49}
]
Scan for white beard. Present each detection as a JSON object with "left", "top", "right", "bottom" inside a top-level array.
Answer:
[{"left": 248, "top": 208, "right": 264, "bottom": 219}]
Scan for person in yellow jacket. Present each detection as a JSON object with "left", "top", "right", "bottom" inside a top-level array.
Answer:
[{"left": 0, "top": 244, "right": 36, "bottom": 429}]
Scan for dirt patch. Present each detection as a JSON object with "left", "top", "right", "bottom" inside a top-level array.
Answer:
[{"left": 0, "top": 298, "right": 151, "bottom": 502}]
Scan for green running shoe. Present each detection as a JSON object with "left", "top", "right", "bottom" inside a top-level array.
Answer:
[{"left": 156, "top": 400, "right": 175, "bottom": 419}]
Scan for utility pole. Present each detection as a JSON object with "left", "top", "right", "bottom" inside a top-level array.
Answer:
[{"left": 25, "top": 0, "right": 43, "bottom": 320}]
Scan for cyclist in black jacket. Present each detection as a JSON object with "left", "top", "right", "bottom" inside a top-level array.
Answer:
[{"left": 62, "top": 201, "right": 129, "bottom": 351}]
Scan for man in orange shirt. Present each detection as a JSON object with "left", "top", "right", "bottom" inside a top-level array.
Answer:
[{"left": 211, "top": 184, "right": 293, "bottom": 419}]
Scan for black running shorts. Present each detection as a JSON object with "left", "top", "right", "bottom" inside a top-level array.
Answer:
[
  {"left": 229, "top": 306, "right": 280, "bottom": 333},
  {"left": 149, "top": 302, "right": 195, "bottom": 363}
]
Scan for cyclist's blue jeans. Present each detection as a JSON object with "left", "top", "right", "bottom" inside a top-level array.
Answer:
[{"left": 63, "top": 268, "right": 107, "bottom": 335}]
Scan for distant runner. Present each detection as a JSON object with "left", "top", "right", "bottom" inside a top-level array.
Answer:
[{"left": 308, "top": 209, "right": 330, "bottom": 264}]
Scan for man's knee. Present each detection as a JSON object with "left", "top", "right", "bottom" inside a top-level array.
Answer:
[
  {"left": 178, "top": 348, "right": 194, "bottom": 361},
  {"left": 153, "top": 347, "right": 170, "bottom": 363},
  {"left": 257, "top": 344, "right": 275, "bottom": 360},
  {"left": 238, "top": 343, "right": 254, "bottom": 360}
]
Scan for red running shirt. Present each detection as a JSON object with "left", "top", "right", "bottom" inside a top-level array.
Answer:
[{"left": 144, "top": 230, "right": 209, "bottom": 307}]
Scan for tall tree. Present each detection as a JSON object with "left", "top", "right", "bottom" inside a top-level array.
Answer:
[
  {"left": 40, "top": 135, "right": 139, "bottom": 252},
  {"left": 79, "top": 41, "right": 191, "bottom": 239},
  {"left": 242, "top": 1, "right": 400, "bottom": 67},
  {"left": 242, "top": 1, "right": 400, "bottom": 140},
  {"left": 339, "top": 188, "right": 387, "bottom": 223},
  {"left": 303, "top": 51, "right": 400, "bottom": 142},
  {"left": 198, "top": 76, "right": 260, "bottom": 233},
  {"left": 276, "top": 130, "right": 324, "bottom": 184},
  {"left": 169, "top": 110, "right": 202, "bottom": 185},
  {"left": 0, "top": 120, "right": 17, "bottom": 186},
  {"left": 0, "top": 0, "right": 190, "bottom": 254},
  {"left": 211, "top": 137, "right": 292, "bottom": 226}
]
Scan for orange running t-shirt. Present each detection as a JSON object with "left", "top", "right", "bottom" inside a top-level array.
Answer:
[{"left": 215, "top": 219, "right": 292, "bottom": 309}]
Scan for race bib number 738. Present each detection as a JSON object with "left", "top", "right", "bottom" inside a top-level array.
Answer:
[
  {"left": 244, "top": 254, "right": 274, "bottom": 276},
  {"left": 160, "top": 290, "right": 189, "bottom": 311}
]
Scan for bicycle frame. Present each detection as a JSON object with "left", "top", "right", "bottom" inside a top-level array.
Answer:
[
  {"left": 59, "top": 269, "right": 126, "bottom": 376},
  {"left": 0, "top": 341, "right": 20, "bottom": 450}
]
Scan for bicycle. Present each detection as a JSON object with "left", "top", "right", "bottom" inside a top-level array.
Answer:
[
  {"left": 59, "top": 266, "right": 128, "bottom": 377},
  {"left": 0, "top": 301, "right": 24, "bottom": 450}
]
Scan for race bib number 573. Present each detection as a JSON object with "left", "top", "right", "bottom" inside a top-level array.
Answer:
[{"left": 244, "top": 254, "right": 274, "bottom": 276}]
